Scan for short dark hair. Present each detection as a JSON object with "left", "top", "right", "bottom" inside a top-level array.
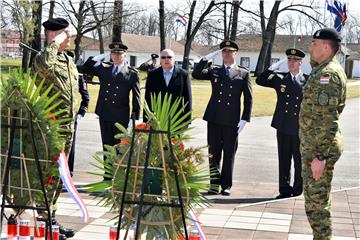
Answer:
[{"left": 325, "top": 40, "right": 340, "bottom": 55}]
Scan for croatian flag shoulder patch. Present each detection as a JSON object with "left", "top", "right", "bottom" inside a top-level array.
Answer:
[{"left": 320, "top": 74, "right": 330, "bottom": 84}]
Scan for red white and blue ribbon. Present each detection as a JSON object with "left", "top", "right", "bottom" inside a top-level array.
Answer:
[
  {"left": 56, "top": 151, "right": 90, "bottom": 223},
  {"left": 188, "top": 209, "right": 206, "bottom": 240},
  {"left": 175, "top": 15, "right": 188, "bottom": 27}
]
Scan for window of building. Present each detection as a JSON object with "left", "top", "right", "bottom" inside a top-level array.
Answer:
[
  {"left": 240, "top": 57, "right": 250, "bottom": 68},
  {"left": 271, "top": 58, "right": 280, "bottom": 64},
  {"left": 129, "top": 56, "right": 136, "bottom": 67}
]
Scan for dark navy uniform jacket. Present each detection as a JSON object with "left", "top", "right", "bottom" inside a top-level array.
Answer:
[
  {"left": 144, "top": 66, "right": 192, "bottom": 123},
  {"left": 256, "top": 69, "right": 308, "bottom": 135},
  {"left": 80, "top": 58, "right": 141, "bottom": 124},
  {"left": 192, "top": 59, "right": 252, "bottom": 127}
]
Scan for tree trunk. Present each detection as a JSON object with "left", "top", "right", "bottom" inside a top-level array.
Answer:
[
  {"left": 112, "top": 0, "right": 123, "bottom": 42},
  {"left": 90, "top": 1, "right": 104, "bottom": 53},
  {"left": 159, "top": 0, "right": 165, "bottom": 50},
  {"left": 230, "top": 0, "right": 240, "bottom": 41},
  {"left": 30, "top": 0, "right": 42, "bottom": 66},
  {"left": 223, "top": 3, "right": 228, "bottom": 39},
  {"left": 182, "top": 0, "right": 215, "bottom": 70},
  {"left": 45, "top": 0, "right": 56, "bottom": 46},
  {"left": 255, "top": 0, "right": 281, "bottom": 75},
  {"left": 49, "top": 0, "right": 55, "bottom": 19},
  {"left": 74, "top": 0, "right": 86, "bottom": 62},
  {"left": 21, "top": 45, "right": 31, "bottom": 72}
]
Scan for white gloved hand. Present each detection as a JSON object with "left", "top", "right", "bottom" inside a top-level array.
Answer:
[
  {"left": 92, "top": 53, "right": 108, "bottom": 62},
  {"left": 203, "top": 49, "right": 222, "bottom": 61},
  {"left": 237, "top": 120, "right": 247, "bottom": 134},
  {"left": 76, "top": 114, "right": 82, "bottom": 121},
  {"left": 54, "top": 32, "right": 68, "bottom": 44},
  {"left": 268, "top": 58, "right": 287, "bottom": 71}
]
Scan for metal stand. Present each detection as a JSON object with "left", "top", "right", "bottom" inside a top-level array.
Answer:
[
  {"left": 1, "top": 110, "right": 53, "bottom": 239},
  {"left": 116, "top": 115, "right": 189, "bottom": 240}
]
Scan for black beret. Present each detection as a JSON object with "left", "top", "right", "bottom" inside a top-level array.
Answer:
[
  {"left": 151, "top": 53, "right": 159, "bottom": 59},
  {"left": 313, "top": 28, "right": 342, "bottom": 42},
  {"left": 220, "top": 39, "right": 238, "bottom": 51},
  {"left": 42, "top": 18, "right": 69, "bottom": 31},
  {"left": 109, "top": 42, "right": 128, "bottom": 52},
  {"left": 285, "top": 48, "right": 305, "bottom": 59}
]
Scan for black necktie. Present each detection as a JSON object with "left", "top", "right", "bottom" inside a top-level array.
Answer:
[
  {"left": 113, "top": 66, "right": 118, "bottom": 75},
  {"left": 226, "top": 66, "right": 231, "bottom": 76}
]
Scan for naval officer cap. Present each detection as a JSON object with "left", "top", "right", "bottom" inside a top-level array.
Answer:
[
  {"left": 42, "top": 18, "right": 69, "bottom": 31},
  {"left": 109, "top": 42, "right": 128, "bottom": 53},
  {"left": 313, "top": 28, "right": 342, "bottom": 42},
  {"left": 220, "top": 39, "right": 239, "bottom": 51},
  {"left": 285, "top": 48, "right": 305, "bottom": 59},
  {"left": 151, "top": 53, "right": 159, "bottom": 59}
]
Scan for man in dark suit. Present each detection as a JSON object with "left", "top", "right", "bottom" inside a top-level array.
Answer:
[
  {"left": 256, "top": 48, "right": 308, "bottom": 199},
  {"left": 79, "top": 42, "right": 141, "bottom": 180},
  {"left": 138, "top": 53, "right": 159, "bottom": 72},
  {"left": 192, "top": 40, "right": 253, "bottom": 196},
  {"left": 143, "top": 49, "right": 192, "bottom": 123}
]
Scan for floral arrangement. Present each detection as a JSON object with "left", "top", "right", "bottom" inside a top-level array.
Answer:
[
  {"left": 0, "top": 69, "right": 69, "bottom": 215},
  {"left": 86, "top": 93, "right": 211, "bottom": 239}
]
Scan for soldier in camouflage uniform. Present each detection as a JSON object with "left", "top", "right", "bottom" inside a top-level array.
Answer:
[
  {"left": 33, "top": 17, "right": 80, "bottom": 239},
  {"left": 299, "top": 28, "right": 347, "bottom": 240}
]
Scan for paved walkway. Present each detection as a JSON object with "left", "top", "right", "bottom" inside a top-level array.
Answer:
[{"left": 1, "top": 98, "right": 359, "bottom": 239}]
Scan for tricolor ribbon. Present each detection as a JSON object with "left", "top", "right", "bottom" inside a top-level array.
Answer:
[
  {"left": 56, "top": 151, "right": 90, "bottom": 223},
  {"left": 188, "top": 209, "right": 206, "bottom": 240}
]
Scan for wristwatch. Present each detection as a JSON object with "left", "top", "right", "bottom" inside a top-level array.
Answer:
[{"left": 316, "top": 154, "right": 326, "bottom": 161}]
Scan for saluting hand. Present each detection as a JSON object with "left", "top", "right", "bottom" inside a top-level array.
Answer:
[
  {"left": 93, "top": 53, "right": 109, "bottom": 66},
  {"left": 203, "top": 49, "right": 222, "bottom": 61},
  {"left": 54, "top": 31, "right": 68, "bottom": 44},
  {"left": 311, "top": 158, "right": 326, "bottom": 180},
  {"left": 268, "top": 58, "right": 287, "bottom": 71}
]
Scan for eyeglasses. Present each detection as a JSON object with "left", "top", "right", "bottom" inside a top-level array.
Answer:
[{"left": 161, "top": 56, "right": 173, "bottom": 59}]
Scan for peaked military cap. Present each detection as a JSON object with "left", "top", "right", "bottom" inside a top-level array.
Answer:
[
  {"left": 42, "top": 18, "right": 69, "bottom": 31},
  {"left": 313, "top": 28, "right": 342, "bottom": 42},
  {"left": 109, "top": 42, "right": 128, "bottom": 53},
  {"left": 151, "top": 53, "right": 159, "bottom": 59},
  {"left": 220, "top": 39, "right": 239, "bottom": 51},
  {"left": 285, "top": 48, "right": 305, "bottom": 59}
]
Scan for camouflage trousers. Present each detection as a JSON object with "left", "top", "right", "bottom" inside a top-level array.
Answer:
[{"left": 302, "top": 152, "right": 342, "bottom": 240}]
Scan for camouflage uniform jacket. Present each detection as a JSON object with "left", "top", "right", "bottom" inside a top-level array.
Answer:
[
  {"left": 33, "top": 42, "right": 80, "bottom": 154},
  {"left": 299, "top": 57, "right": 347, "bottom": 163}
]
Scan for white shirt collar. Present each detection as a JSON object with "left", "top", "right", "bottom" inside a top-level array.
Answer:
[
  {"left": 291, "top": 71, "right": 302, "bottom": 80},
  {"left": 224, "top": 63, "right": 236, "bottom": 69},
  {"left": 163, "top": 67, "right": 174, "bottom": 75}
]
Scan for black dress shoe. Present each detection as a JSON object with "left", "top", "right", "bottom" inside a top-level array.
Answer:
[
  {"left": 275, "top": 193, "right": 292, "bottom": 199},
  {"left": 292, "top": 192, "right": 302, "bottom": 197},
  {"left": 52, "top": 218, "right": 75, "bottom": 238},
  {"left": 59, "top": 233, "right": 67, "bottom": 240},
  {"left": 221, "top": 188, "right": 231, "bottom": 196}
]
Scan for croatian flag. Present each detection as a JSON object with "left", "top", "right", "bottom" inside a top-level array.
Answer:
[
  {"left": 326, "top": 0, "right": 347, "bottom": 32},
  {"left": 188, "top": 209, "right": 207, "bottom": 240},
  {"left": 56, "top": 151, "right": 90, "bottom": 223},
  {"left": 176, "top": 15, "right": 188, "bottom": 27}
]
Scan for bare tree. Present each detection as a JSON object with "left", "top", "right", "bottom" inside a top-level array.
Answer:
[
  {"left": 159, "top": 0, "right": 166, "bottom": 50},
  {"left": 3, "top": 0, "right": 35, "bottom": 71},
  {"left": 59, "top": 0, "right": 111, "bottom": 61},
  {"left": 230, "top": 0, "right": 240, "bottom": 41},
  {"left": 30, "top": 0, "right": 42, "bottom": 66},
  {"left": 48, "top": 0, "right": 55, "bottom": 20},
  {"left": 112, "top": 0, "right": 123, "bottom": 42},
  {"left": 90, "top": 0, "right": 105, "bottom": 53},
  {"left": 251, "top": 0, "right": 324, "bottom": 75}
]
